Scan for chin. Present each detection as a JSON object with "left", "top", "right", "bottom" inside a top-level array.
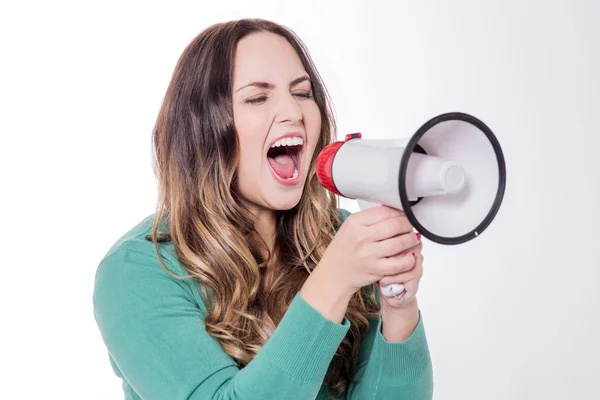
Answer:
[{"left": 266, "top": 190, "right": 303, "bottom": 211}]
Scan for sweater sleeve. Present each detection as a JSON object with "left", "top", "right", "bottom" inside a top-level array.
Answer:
[
  {"left": 344, "top": 283, "right": 433, "bottom": 399},
  {"left": 93, "top": 245, "right": 351, "bottom": 400},
  {"left": 346, "top": 311, "right": 434, "bottom": 399}
]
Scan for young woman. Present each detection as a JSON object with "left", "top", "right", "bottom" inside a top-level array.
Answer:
[{"left": 93, "top": 18, "right": 433, "bottom": 400}]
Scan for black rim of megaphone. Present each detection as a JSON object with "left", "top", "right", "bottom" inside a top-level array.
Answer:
[{"left": 398, "top": 112, "right": 507, "bottom": 245}]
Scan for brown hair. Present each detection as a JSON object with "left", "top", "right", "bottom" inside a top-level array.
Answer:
[{"left": 146, "top": 18, "right": 379, "bottom": 398}]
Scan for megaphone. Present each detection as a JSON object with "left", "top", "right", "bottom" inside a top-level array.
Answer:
[{"left": 316, "top": 112, "right": 506, "bottom": 297}]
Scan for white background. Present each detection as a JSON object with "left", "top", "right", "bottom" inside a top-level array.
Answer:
[{"left": 1, "top": 0, "right": 599, "bottom": 399}]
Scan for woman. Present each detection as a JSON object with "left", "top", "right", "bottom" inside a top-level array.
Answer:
[{"left": 93, "top": 18, "right": 433, "bottom": 400}]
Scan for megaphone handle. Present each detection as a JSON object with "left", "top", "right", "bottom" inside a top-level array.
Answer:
[
  {"left": 357, "top": 201, "right": 407, "bottom": 297},
  {"left": 379, "top": 283, "right": 405, "bottom": 297}
]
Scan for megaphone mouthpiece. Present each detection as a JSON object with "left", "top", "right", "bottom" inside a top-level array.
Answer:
[{"left": 405, "top": 153, "right": 466, "bottom": 200}]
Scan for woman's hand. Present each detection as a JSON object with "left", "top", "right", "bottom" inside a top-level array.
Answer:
[
  {"left": 302, "top": 205, "right": 421, "bottom": 324},
  {"left": 316, "top": 205, "right": 422, "bottom": 299},
  {"left": 378, "top": 237, "right": 424, "bottom": 310}
]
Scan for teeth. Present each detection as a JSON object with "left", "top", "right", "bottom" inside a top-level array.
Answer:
[{"left": 271, "top": 137, "right": 304, "bottom": 148}]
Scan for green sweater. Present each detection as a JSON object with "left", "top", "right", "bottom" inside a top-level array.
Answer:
[{"left": 93, "top": 209, "right": 433, "bottom": 399}]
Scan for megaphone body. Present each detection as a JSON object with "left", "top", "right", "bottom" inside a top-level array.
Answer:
[{"left": 316, "top": 112, "right": 506, "bottom": 297}]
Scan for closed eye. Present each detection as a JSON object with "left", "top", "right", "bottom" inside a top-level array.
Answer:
[
  {"left": 293, "top": 92, "right": 313, "bottom": 99},
  {"left": 245, "top": 96, "right": 267, "bottom": 104},
  {"left": 245, "top": 92, "right": 313, "bottom": 105}
]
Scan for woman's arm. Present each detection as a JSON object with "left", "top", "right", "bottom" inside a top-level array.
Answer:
[
  {"left": 93, "top": 244, "right": 351, "bottom": 400},
  {"left": 336, "top": 205, "right": 433, "bottom": 399},
  {"left": 345, "top": 291, "right": 433, "bottom": 399},
  {"left": 347, "top": 313, "right": 433, "bottom": 399}
]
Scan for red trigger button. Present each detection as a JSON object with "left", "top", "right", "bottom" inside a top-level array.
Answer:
[{"left": 344, "top": 133, "right": 362, "bottom": 142}]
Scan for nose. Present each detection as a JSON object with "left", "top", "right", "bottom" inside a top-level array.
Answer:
[{"left": 275, "top": 93, "right": 303, "bottom": 124}]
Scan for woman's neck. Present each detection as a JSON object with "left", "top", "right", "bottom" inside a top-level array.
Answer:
[{"left": 248, "top": 206, "right": 277, "bottom": 255}]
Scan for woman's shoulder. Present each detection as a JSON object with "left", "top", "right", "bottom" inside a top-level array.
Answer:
[
  {"left": 93, "top": 213, "right": 206, "bottom": 316},
  {"left": 99, "top": 208, "right": 352, "bottom": 263},
  {"left": 95, "top": 213, "right": 188, "bottom": 282},
  {"left": 95, "top": 207, "right": 353, "bottom": 289}
]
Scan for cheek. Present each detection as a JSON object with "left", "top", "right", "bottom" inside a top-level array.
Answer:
[
  {"left": 303, "top": 104, "right": 322, "bottom": 149},
  {"left": 236, "top": 132, "right": 262, "bottom": 173},
  {"left": 233, "top": 108, "right": 271, "bottom": 172},
  {"left": 234, "top": 108, "right": 271, "bottom": 141}
]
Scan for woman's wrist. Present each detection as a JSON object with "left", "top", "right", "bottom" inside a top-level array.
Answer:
[
  {"left": 380, "top": 298, "right": 420, "bottom": 342},
  {"left": 299, "top": 266, "right": 353, "bottom": 324}
]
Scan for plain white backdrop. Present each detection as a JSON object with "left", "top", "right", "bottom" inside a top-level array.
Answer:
[{"left": 1, "top": 0, "right": 598, "bottom": 399}]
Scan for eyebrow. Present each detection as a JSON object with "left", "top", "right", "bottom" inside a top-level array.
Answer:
[{"left": 234, "top": 75, "right": 311, "bottom": 93}]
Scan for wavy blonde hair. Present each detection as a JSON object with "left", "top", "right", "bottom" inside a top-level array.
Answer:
[{"left": 146, "top": 19, "right": 380, "bottom": 398}]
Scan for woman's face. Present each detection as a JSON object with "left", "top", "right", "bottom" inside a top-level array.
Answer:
[{"left": 232, "top": 32, "right": 321, "bottom": 214}]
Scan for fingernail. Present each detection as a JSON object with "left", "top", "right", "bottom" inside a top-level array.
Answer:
[
  {"left": 416, "top": 232, "right": 422, "bottom": 240},
  {"left": 412, "top": 252, "right": 415, "bottom": 257},
  {"left": 376, "top": 280, "right": 380, "bottom": 285}
]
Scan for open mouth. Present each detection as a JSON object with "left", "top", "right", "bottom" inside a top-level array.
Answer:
[{"left": 266, "top": 139, "right": 303, "bottom": 181}]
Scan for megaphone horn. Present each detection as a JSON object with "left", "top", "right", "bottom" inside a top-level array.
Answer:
[{"left": 316, "top": 112, "right": 507, "bottom": 297}]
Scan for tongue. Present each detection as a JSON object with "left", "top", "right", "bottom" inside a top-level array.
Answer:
[{"left": 268, "top": 154, "right": 295, "bottom": 179}]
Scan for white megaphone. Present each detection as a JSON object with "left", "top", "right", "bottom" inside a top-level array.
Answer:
[{"left": 316, "top": 112, "right": 506, "bottom": 297}]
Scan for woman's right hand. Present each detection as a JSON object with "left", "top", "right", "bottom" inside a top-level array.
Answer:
[{"left": 318, "top": 205, "right": 421, "bottom": 298}]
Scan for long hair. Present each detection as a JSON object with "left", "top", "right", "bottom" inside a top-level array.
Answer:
[{"left": 146, "top": 18, "right": 380, "bottom": 398}]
